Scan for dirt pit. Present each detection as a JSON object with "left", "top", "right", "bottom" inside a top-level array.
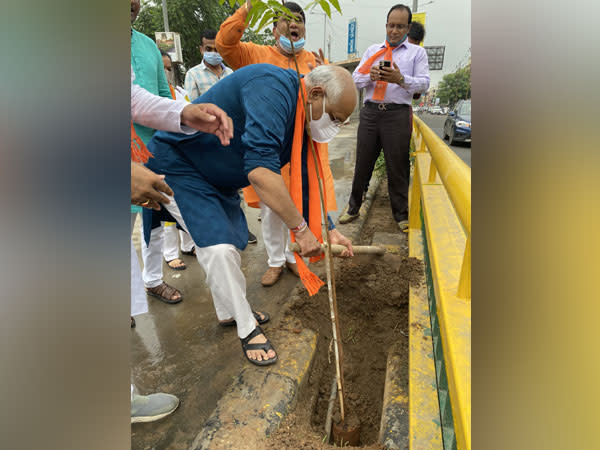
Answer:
[{"left": 261, "top": 181, "right": 423, "bottom": 449}]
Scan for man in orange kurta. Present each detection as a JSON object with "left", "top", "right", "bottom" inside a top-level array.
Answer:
[{"left": 217, "top": 0, "right": 339, "bottom": 287}]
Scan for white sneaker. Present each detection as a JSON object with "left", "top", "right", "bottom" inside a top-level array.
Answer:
[{"left": 131, "top": 393, "right": 179, "bottom": 423}]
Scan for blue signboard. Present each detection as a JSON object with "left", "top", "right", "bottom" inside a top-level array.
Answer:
[{"left": 347, "top": 18, "right": 357, "bottom": 56}]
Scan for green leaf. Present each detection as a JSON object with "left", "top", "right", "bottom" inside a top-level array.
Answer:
[
  {"left": 228, "top": 0, "right": 237, "bottom": 8},
  {"left": 248, "top": 2, "right": 268, "bottom": 27},
  {"left": 257, "top": 10, "right": 275, "bottom": 31},
  {"left": 329, "top": 0, "right": 342, "bottom": 14},
  {"left": 266, "top": 0, "right": 283, "bottom": 11},
  {"left": 318, "top": 0, "right": 331, "bottom": 18}
]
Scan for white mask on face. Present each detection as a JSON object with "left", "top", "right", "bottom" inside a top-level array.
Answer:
[{"left": 309, "top": 96, "right": 341, "bottom": 143}]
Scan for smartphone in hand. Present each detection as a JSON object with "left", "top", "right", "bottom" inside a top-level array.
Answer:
[{"left": 379, "top": 60, "right": 392, "bottom": 68}]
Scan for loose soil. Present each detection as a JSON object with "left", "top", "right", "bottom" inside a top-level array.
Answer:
[{"left": 261, "top": 180, "right": 423, "bottom": 449}]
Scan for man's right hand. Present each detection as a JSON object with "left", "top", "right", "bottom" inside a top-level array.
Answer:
[
  {"left": 180, "top": 103, "right": 234, "bottom": 146},
  {"left": 370, "top": 65, "right": 381, "bottom": 81},
  {"left": 131, "top": 162, "right": 174, "bottom": 211},
  {"left": 293, "top": 227, "right": 323, "bottom": 258}
]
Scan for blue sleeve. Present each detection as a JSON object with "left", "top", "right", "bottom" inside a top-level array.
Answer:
[
  {"left": 327, "top": 214, "right": 336, "bottom": 230},
  {"left": 240, "top": 77, "right": 294, "bottom": 176}
]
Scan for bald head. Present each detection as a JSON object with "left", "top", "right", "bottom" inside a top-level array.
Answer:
[{"left": 305, "top": 65, "right": 357, "bottom": 122}]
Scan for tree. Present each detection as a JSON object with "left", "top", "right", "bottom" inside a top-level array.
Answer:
[
  {"left": 242, "top": 28, "right": 276, "bottom": 46},
  {"left": 437, "top": 65, "right": 471, "bottom": 106},
  {"left": 134, "top": 0, "right": 235, "bottom": 75}
]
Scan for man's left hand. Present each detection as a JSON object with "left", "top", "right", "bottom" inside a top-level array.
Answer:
[
  {"left": 379, "top": 62, "right": 404, "bottom": 85},
  {"left": 131, "top": 162, "right": 173, "bottom": 211},
  {"left": 328, "top": 229, "right": 354, "bottom": 257},
  {"left": 308, "top": 48, "right": 326, "bottom": 71},
  {"left": 181, "top": 103, "right": 234, "bottom": 146}
]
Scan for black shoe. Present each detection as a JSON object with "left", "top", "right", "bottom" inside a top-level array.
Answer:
[{"left": 248, "top": 231, "right": 257, "bottom": 244}]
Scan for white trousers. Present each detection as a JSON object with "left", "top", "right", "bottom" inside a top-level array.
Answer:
[
  {"left": 180, "top": 229, "right": 195, "bottom": 252},
  {"left": 162, "top": 223, "right": 180, "bottom": 261},
  {"left": 162, "top": 195, "right": 255, "bottom": 339},
  {"left": 259, "top": 202, "right": 295, "bottom": 267},
  {"left": 140, "top": 223, "right": 165, "bottom": 289},
  {"left": 131, "top": 212, "right": 148, "bottom": 317},
  {"left": 162, "top": 224, "right": 195, "bottom": 260}
]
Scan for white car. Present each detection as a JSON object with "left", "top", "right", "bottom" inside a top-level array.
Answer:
[{"left": 431, "top": 106, "right": 443, "bottom": 115}]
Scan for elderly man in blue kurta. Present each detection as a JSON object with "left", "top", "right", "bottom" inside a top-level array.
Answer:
[
  {"left": 131, "top": 0, "right": 183, "bottom": 305},
  {"left": 144, "top": 64, "right": 357, "bottom": 365}
]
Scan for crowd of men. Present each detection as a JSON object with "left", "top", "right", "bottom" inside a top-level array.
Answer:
[{"left": 129, "top": 0, "right": 429, "bottom": 425}]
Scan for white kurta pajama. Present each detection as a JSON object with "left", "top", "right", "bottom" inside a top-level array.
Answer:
[{"left": 130, "top": 68, "right": 197, "bottom": 316}]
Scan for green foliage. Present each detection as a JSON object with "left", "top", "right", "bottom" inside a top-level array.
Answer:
[
  {"left": 373, "top": 151, "right": 386, "bottom": 177},
  {"left": 437, "top": 65, "right": 471, "bottom": 107},
  {"left": 219, "top": 0, "right": 342, "bottom": 33},
  {"left": 134, "top": 0, "right": 235, "bottom": 72},
  {"left": 134, "top": 0, "right": 343, "bottom": 75},
  {"left": 242, "top": 28, "right": 276, "bottom": 46}
]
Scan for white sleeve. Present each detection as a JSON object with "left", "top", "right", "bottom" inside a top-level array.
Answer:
[{"left": 131, "top": 66, "right": 196, "bottom": 134}]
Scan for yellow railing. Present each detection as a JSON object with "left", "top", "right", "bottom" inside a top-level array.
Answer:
[
  {"left": 409, "top": 115, "right": 471, "bottom": 450},
  {"left": 410, "top": 115, "right": 471, "bottom": 299}
]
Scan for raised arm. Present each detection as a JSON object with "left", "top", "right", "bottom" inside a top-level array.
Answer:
[{"left": 215, "top": 1, "right": 263, "bottom": 70}]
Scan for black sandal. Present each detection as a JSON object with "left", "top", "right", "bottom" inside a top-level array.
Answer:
[
  {"left": 220, "top": 310, "right": 270, "bottom": 327},
  {"left": 240, "top": 326, "right": 278, "bottom": 366},
  {"left": 181, "top": 247, "right": 196, "bottom": 256}
]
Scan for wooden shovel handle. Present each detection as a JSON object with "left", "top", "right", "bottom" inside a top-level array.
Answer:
[{"left": 289, "top": 243, "right": 386, "bottom": 256}]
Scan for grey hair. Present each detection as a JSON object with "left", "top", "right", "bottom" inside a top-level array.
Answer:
[{"left": 305, "top": 65, "right": 352, "bottom": 104}]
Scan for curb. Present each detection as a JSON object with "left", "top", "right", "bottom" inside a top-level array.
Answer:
[
  {"left": 191, "top": 325, "right": 317, "bottom": 450},
  {"left": 379, "top": 343, "right": 409, "bottom": 450}
]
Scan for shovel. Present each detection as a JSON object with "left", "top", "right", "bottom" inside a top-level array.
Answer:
[{"left": 289, "top": 243, "right": 386, "bottom": 256}]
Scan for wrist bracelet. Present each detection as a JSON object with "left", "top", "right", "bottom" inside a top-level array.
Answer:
[{"left": 291, "top": 218, "right": 307, "bottom": 234}]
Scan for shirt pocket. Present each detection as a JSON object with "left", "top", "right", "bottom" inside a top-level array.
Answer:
[{"left": 394, "top": 51, "right": 415, "bottom": 77}]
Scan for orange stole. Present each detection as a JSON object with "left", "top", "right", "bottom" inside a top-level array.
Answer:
[
  {"left": 131, "top": 122, "right": 153, "bottom": 163},
  {"left": 287, "top": 80, "right": 331, "bottom": 296},
  {"left": 357, "top": 40, "right": 395, "bottom": 101}
]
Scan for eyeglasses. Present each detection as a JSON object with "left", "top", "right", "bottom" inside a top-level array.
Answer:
[{"left": 386, "top": 23, "right": 409, "bottom": 31}]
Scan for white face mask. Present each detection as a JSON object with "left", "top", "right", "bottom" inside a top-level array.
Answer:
[{"left": 309, "top": 96, "right": 341, "bottom": 143}]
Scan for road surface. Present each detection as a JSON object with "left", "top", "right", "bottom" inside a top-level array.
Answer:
[{"left": 417, "top": 112, "right": 471, "bottom": 167}]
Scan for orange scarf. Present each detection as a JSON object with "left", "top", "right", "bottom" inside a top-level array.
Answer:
[
  {"left": 357, "top": 40, "right": 394, "bottom": 101},
  {"left": 131, "top": 122, "right": 153, "bottom": 163},
  {"left": 289, "top": 80, "right": 328, "bottom": 296},
  {"left": 169, "top": 84, "right": 176, "bottom": 100}
]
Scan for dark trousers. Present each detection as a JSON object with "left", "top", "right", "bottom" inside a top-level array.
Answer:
[{"left": 348, "top": 103, "right": 411, "bottom": 222}]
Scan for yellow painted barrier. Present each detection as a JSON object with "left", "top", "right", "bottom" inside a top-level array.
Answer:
[
  {"left": 412, "top": 115, "right": 471, "bottom": 299},
  {"left": 408, "top": 116, "right": 471, "bottom": 450}
]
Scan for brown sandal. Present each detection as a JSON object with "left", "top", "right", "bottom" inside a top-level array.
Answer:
[{"left": 146, "top": 282, "right": 183, "bottom": 304}]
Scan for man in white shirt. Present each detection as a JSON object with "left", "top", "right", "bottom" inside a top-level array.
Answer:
[{"left": 184, "top": 29, "right": 233, "bottom": 102}]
